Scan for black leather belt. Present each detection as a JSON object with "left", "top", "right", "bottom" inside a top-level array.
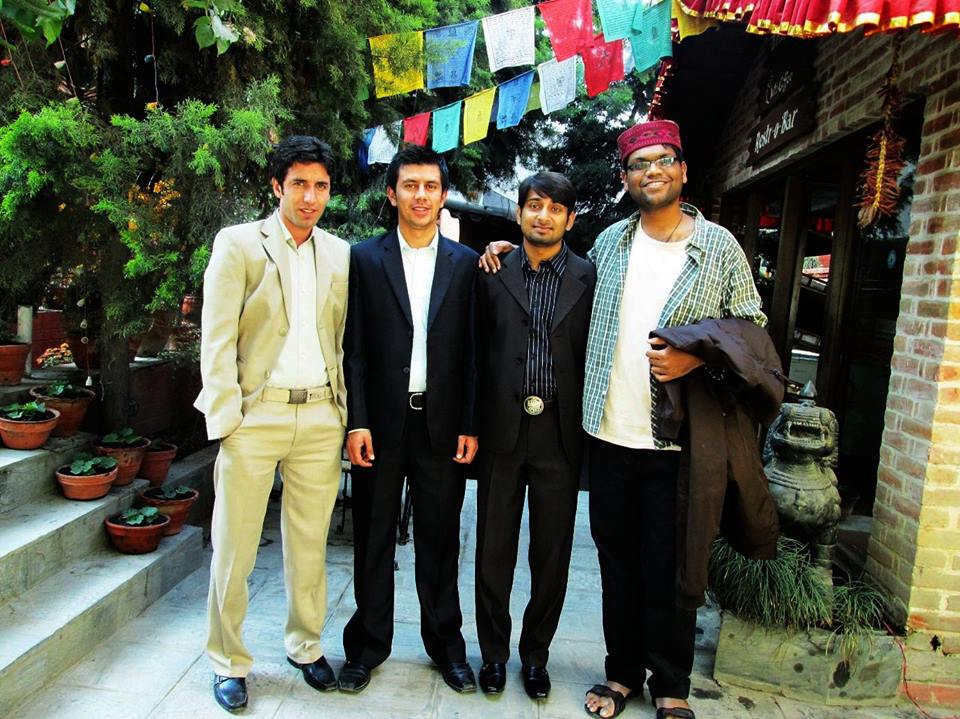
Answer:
[{"left": 408, "top": 392, "right": 426, "bottom": 410}]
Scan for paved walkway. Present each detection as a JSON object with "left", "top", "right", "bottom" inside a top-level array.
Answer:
[{"left": 10, "top": 484, "right": 927, "bottom": 718}]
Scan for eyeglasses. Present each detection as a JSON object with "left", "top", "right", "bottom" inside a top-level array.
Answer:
[{"left": 626, "top": 156, "right": 679, "bottom": 173}]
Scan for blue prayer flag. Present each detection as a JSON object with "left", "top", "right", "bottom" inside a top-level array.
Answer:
[
  {"left": 432, "top": 101, "right": 462, "bottom": 153},
  {"left": 496, "top": 71, "right": 535, "bottom": 130},
  {"left": 358, "top": 127, "right": 376, "bottom": 172},
  {"left": 629, "top": 0, "right": 672, "bottom": 74},
  {"left": 426, "top": 21, "right": 478, "bottom": 90}
]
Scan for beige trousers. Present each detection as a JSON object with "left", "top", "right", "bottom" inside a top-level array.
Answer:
[{"left": 206, "top": 395, "right": 344, "bottom": 677}]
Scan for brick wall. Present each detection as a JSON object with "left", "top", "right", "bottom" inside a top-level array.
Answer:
[{"left": 706, "top": 28, "right": 960, "bottom": 703}]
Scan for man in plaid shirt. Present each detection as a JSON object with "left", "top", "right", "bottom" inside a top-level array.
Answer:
[{"left": 482, "top": 119, "right": 764, "bottom": 719}]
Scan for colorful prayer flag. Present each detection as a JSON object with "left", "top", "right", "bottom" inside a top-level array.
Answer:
[
  {"left": 425, "top": 21, "right": 479, "bottom": 89},
  {"left": 671, "top": 0, "right": 719, "bottom": 39},
  {"left": 496, "top": 71, "right": 536, "bottom": 129},
  {"left": 481, "top": 6, "right": 536, "bottom": 72},
  {"left": 629, "top": 0, "right": 672, "bottom": 74},
  {"left": 581, "top": 34, "right": 626, "bottom": 97},
  {"left": 358, "top": 127, "right": 376, "bottom": 172},
  {"left": 403, "top": 112, "right": 431, "bottom": 146},
  {"left": 369, "top": 31, "right": 425, "bottom": 99},
  {"left": 538, "top": 56, "right": 578, "bottom": 115},
  {"left": 463, "top": 87, "right": 497, "bottom": 144},
  {"left": 595, "top": 0, "right": 642, "bottom": 41},
  {"left": 368, "top": 122, "right": 401, "bottom": 165},
  {"left": 537, "top": 0, "right": 595, "bottom": 62},
  {"left": 432, "top": 102, "right": 462, "bottom": 153}
]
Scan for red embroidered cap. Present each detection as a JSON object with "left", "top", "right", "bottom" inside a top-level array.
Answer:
[{"left": 617, "top": 120, "right": 683, "bottom": 164}]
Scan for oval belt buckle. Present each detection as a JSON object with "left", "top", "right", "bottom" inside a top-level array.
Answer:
[{"left": 523, "top": 395, "right": 544, "bottom": 416}]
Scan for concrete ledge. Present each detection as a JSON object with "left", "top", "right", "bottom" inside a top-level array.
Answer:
[
  {"left": 0, "top": 480, "right": 148, "bottom": 604},
  {"left": 714, "top": 612, "right": 902, "bottom": 706},
  {"left": 0, "top": 526, "right": 202, "bottom": 717},
  {"left": 0, "top": 434, "right": 95, "bottom": 513}
]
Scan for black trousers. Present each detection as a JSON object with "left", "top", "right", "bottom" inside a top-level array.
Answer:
[
  {"left": 475, "top": 406, "right": 580, "bottom": 668},
  {"left": 343, "top": 405, "right": 467, "bottom": 668},
  {"left": 588, "top": 437, "right": 696, "bottom": 700}
]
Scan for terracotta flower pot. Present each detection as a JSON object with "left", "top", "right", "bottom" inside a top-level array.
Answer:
[
  {"left": 104, "top": 513, "right": 170, "bottom": 554},
  {"left": 29, "top": 386, "right": 96, "bottom": 437},
  {"left": 0, "top": 343, "right": 29, "bottom": 385},
  {"left": 56, "top": 464, "right": 119, "bottom": 500},
  {"left": 138, "top": 486, "right": 198, "bottom": 535},
  {"left": 139, "top": 442, "right": 178, "bottom": 486},
  {"left": 94, "top": 438, "right": 151, "bottom": 485},
  {"left": 0, "top": 409, "right": 61, "bottom": 450}
]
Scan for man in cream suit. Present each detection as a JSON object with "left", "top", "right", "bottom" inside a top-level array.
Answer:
[{"left": 196, "top": 135, "right": 349, "bottom": 713}]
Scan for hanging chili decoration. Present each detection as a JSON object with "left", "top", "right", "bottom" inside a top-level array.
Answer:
[{"left": 856, "top": 34, "right": 906, "bottom": 228}]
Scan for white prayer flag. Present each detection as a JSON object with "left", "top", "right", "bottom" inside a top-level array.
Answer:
[
  {"left": 368, "top": 122, "right": 400, "bottom": 165},
  {"left": 537, "top": 56, "right": 578, "bottom": 115},
  {"left": 481, "top": 6, "right": 536, "bottom": 73}
]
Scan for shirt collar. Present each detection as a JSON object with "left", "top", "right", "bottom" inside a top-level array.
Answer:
[
  {"left": 521, "top": 242, "right": 568, "bottom": 276},
  {"left": 397, "top": 227, "right": 439, "bottom": 252},
  {"left": 620, "top": 202, "right": 704, "bottom": 253},
  {"left": 276, "top": 210, "right": 317, "bottom": 250}
]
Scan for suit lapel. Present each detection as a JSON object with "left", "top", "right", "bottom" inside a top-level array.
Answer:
[
  {"left": 552, "top": 256, "right": 587, "bottom": 330},
  {"left": 312, "top": 229, "right": 333, "bottom": 326},
  {"left": 261, "top": 212, "right": 294, "bottom": 326},
  {"left": 498, "top": 250, "right": 530, "bottom": 315},
  {"left": 381, "top": 230, "right": 414, "bottom": 327},
  {"left": 426, "top": 236, "right": 455, "bottom": 331}
]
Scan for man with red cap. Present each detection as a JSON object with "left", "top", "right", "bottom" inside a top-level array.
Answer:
[
  {"left": 580, "top": 121, "right": 765, "bottom": 719},
  {"left": 481, "top": 119, "right": 767, "bottom": 719}
]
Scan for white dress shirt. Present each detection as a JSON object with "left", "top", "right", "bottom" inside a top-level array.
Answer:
[
  {"left": 269, "top": 217, "right": 329, "bottom": 389},
  {"left": 398, "top": 228, "right": 438, "bottom": 392}
]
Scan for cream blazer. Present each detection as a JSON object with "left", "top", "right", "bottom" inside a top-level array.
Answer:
[{"left": 194, "top": 211, "right": 350, "bottom": 439}]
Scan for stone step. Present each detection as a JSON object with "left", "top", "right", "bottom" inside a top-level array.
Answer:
[
  {"left": 0, "top": 480, "right": 148, "bottom": 605},
  {"left": 0, "top": 526, "right": 203, "bottom": 717},
  {"left": 0, "top": 434, "right": 95, "bottom": 513}
]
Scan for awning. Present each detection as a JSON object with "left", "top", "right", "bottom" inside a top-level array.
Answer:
[{"left": 678, "top": 0, "right": 960, "bottom": 35}]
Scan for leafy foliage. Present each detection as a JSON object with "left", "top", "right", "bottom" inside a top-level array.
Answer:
[
  {"left": 36, "top": 380, "right": 87, "bottom": 398},
  {"left": 149, "top": 484, "right": 194, "bottom": 500},
  {"left": 0, "top": 400, "right": 50, "bottom": 420},
  {"left": 99, "top": 426, "right": 145, "bottom": 446},
  {"left": 114, "top": 505, "right": 164, "bottom": 526},
  {"left": 66, "top": 452, "right": 117, "bottom": 475}
]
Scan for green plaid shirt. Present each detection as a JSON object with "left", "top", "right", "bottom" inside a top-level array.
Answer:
[{"left": 583, "top": 203, "right": 767, "bottom": 445}]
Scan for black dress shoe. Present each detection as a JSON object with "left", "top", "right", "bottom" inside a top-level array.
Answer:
[
  {"left": 287, "top": 656, "right": 337, "bottom": 692},
  {"left": 478, "top": 662, "right": 506, "bottom": 693},
  {"left": 441, "top": 661, "right": 477, "bottom": 693},
  {"left": 521, "top": 665, "right": 551, "bottom": 699},
  {"left": 338, "top": 660, "right": 371, "bottom": 693},
  {"left": 213, "top": 674, "right": 248, "bottom": 712}
]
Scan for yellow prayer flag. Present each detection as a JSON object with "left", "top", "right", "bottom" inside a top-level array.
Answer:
[
  {"left": 672, "top": 0, "right": 719, "bottom": 40},
  {"left": 462, "top": 88, "right": 496, "bottom": 145},
  {"left": 369, "top": 31, "right": 425, "bottom": 99}
]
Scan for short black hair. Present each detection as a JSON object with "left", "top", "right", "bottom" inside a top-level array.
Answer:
[
  {"left": 386, "top": 145, "right": 449, "bottom": 192},
  {"left": 517, "top": 171, "right": 577, "bottom": 212},
  {"left": 621, "top": 144, "right": 684, "bottom": 171},
  {"left": 269, "top": 135, "right": 335, "bottom": 186}
]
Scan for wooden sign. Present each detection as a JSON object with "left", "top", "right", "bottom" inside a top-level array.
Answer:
[{"left": 747, "top": 89, "right": 817, "bottom": 165}]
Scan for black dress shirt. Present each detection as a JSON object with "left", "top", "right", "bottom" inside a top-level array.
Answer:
[{"left": 521, "top": 243, "right": 568, "bottom": 399}]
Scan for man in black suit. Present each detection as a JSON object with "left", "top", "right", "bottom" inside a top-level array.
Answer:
[
  {"left": 340, "top": 146, "right": 479, "bottom": 695},
  {"left": 474, "top": 172, "right": 596, "bottom": 700}
]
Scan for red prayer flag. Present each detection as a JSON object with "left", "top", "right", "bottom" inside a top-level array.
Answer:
[
  {"left": 403, "top": 112, "right": 431, "bottom": 146},
  {"left": 538, "top": 0, "right": 595, "bottom": 62},
  {"left": 581, "top": 34, "right": 625, "bottom": 98}
]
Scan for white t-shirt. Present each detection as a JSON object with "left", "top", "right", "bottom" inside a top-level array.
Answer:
[{"left": 594, "top": 223, "right": 688, "bottom": 449}]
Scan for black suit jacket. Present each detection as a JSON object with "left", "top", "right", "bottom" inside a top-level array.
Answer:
[
  {"left": 345, "top": 229, "right": 479, "bottom": 452},
  {"left": 477, "top": 246, "right": 596, "bottom": 465}
]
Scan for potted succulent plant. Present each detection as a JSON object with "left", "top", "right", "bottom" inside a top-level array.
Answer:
[
  {"left": 56, "top": 453, "right": 119, "bottom": 500},
  {"left": 0, "top": 326, "right": 30, "bottom": 385},
  {"left": 104, "top": 506, "right": 170, "bottom": 553},
  {"left": 0, "top": 401, "right": 61, "bottom": 449},
  {"left": 29, "top": 382, "right": 97, "bottom": 437},
  {"left": 139, "top": 441, "right": 179, "bottom": 486},
  {"left": 94, "top": 428, "right": 151, "bottom": 485},
  {"left": 138, "top": 484, "right": 198, "bottom": 535}
]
